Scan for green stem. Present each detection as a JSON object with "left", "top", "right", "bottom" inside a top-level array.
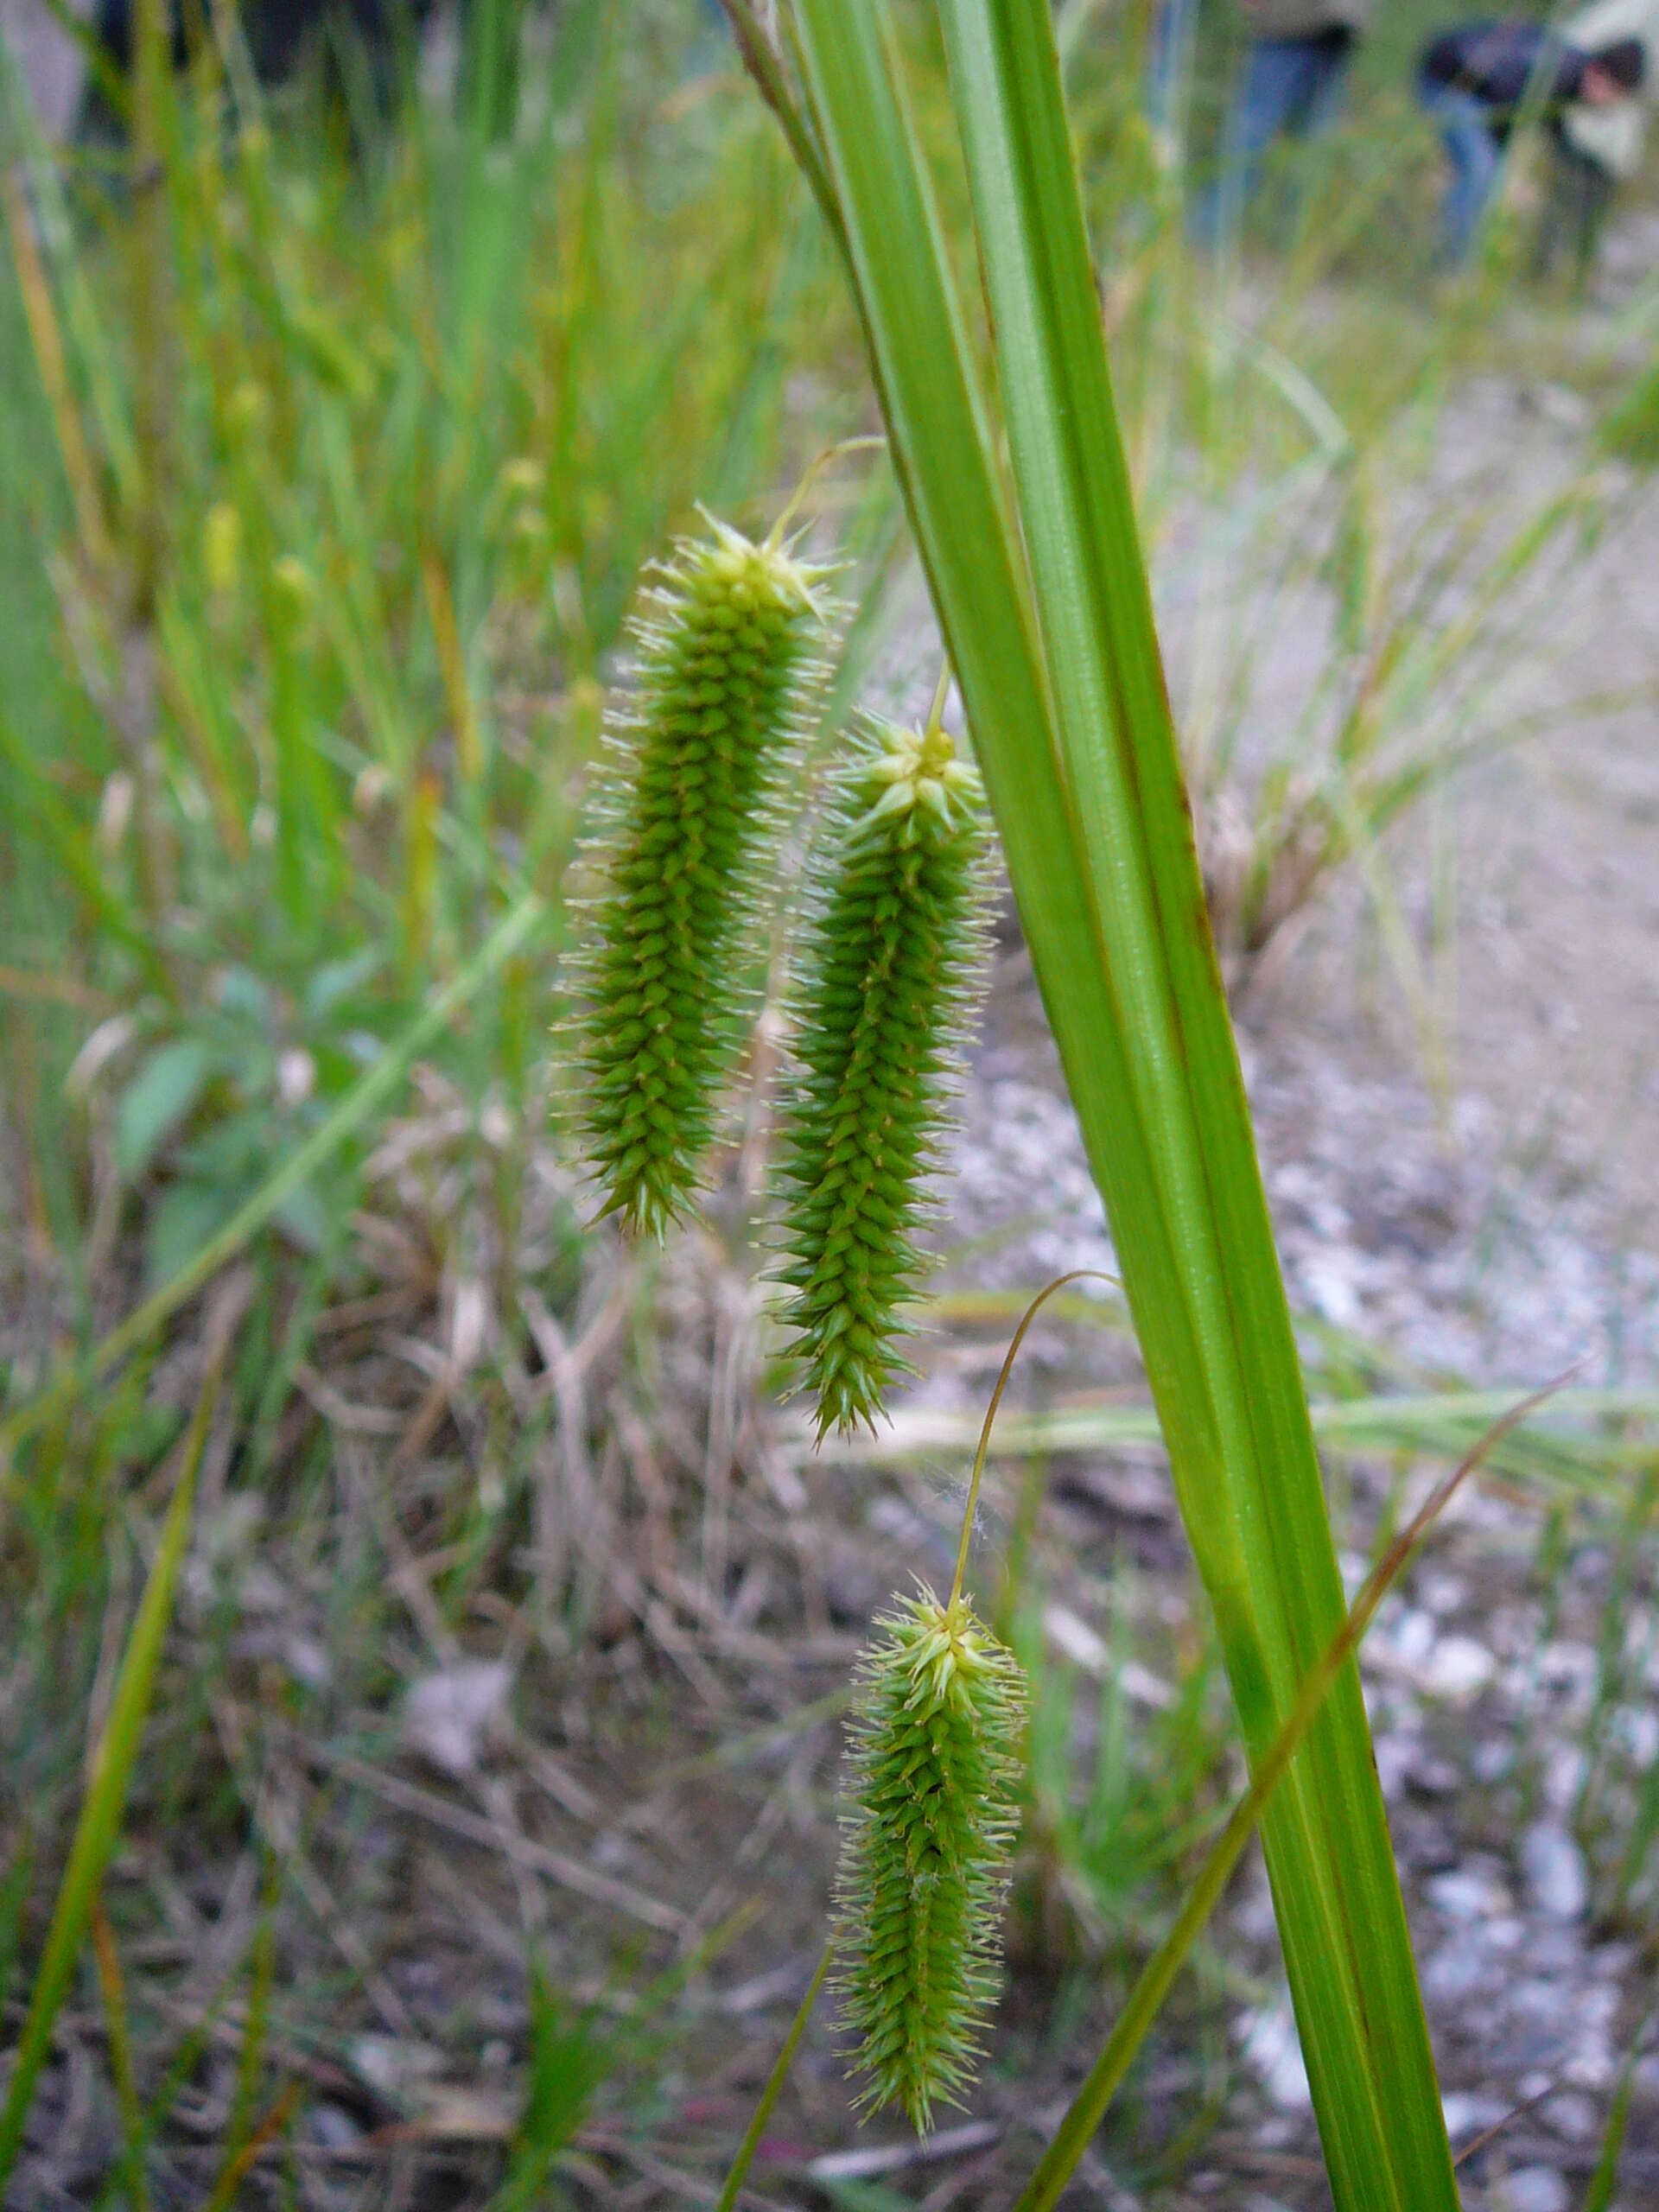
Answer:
[
  {"left": 766, "top": 434, "right": 887, "bottom": 550},
  {"left": 948, "top": 1269, "right": 1116, "bottom": 1610},
  {"left": 715, "top": 1942, "right": 833, "bottom": 2212},
  {"left": 0, "top": 1358, "right": 223, "bottom": 2183}
]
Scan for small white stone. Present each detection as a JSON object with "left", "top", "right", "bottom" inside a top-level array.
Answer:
[
  {"left": 1542, "top": 1743, "right": 1590, "bottom": 1812},
  {"left": 1615, "top": 1706, "right": 1659, "bottom": 1765},
  {"left": 1426, "top": 1866, "right": 1512, "bottom": 1921},
  {"left": 1519, "top": 1822, "right": 1590, "bottom": 1922},
  {"left": 1420, "top": 1635, "right": 1495, "bottom": 1701},
  {"left": 1301, "top": 1252, "right": 1363, "bottom": 1330},
  {"left": 1236, "top": 2004, "right": 1313, "bottom": 2110},
  {"left": 1373, "top": 1732, "right": 1414, "bottom": 1801},
  {"left": 1392, "top": 1608, "right": 1437, "bottom": 1667},
  {"left": 402, "top": 1660, "right": 512, "bottom": 1777},
  {"left": 1471, "top": 1738, "right": 1513, "bottom": 1783},
  {"left": 276, "top": 1047, "right": 316, "bottom": 1107},
  {"left": 1497, "top": 2166, "right": 1567, "bottom": 2212},
  {"left": 1541, "top": 2090, "right": 1599, "bottom": 2144},
  {"left": 1419, "top": 1571, "right": 1467, "bottom": 1617},
  {"left": 1442, "top": 2090, "right": 1506, "bottom": 2141},
  {"left": 1424, "top": 1941, "right": 1488, "bottom": 2001}
]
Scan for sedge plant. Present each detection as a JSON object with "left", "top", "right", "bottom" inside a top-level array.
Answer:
[
  {"left": 566, "top": 492, "right": 990, "bottom": 1439},
  {"left": 723, "top": 2, "right": 1460, "bottom": 2202}
]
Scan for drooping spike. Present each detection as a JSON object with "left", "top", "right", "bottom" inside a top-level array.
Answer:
[
  {"left": 569, "top": 515, "right": 836, "bottom": 1239},
  {"left": 833, "top": 1587, "right": 1027, "bottom": 2133},
  {"left": 772, "top": 700, "right": 989, "bottom": 1435}
]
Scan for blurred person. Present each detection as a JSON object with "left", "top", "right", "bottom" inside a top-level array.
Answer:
[
  {"left": 1415, "top": 16, "right": 1647, "bottom": 266},
  {"left": 1548, "top": 0, "right": 1659, "bottom": 270},
  {"left": 1198, "top": 0, "right": 1370, "bottom": 242}
]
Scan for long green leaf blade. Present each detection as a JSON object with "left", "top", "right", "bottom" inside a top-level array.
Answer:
[
  {"left": 0, "top": 1367, "right": 219, "bottom": 2185},
  {"left": 1014, "top": 1386, "right": 1548, "bottom": 2210}
]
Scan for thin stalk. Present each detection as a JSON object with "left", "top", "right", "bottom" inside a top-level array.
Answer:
[
  {"left": 200, "top": 2084, "right": 299, "bottom": 2212},
  {"left": 0, "top": 172, "right": 112, "bottom": 575},
  {"left": 0, "top": 1358, "right": 224, "bottom": 2184},
  {"left": 949, "top": 1269, "right": 1115, "bottom": 1608},
  {"left": 765, "top": 434, "right": 887, "bottom": 551},
  {"left": 715, "top": 2, "right": 842, "bottom": 258},
  {"left": 129, "top": 0, "right": 172, "bottom": 612},
  {"left": 90, "top": 1904, "right": 147, "bottom": 2211},
  {"left": 714, "top": 1942, "right": 832, "bottom": 2212}
]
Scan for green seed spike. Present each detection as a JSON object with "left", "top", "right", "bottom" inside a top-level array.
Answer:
[
  {"left": 569, "top": 513, "right": 836, "bottom": 1239},
  {"left": 833, "top": 1587, "right": 1027, "bottom": 2134},
  {"left": 772, "top": 691, "right": 989, "bottom": 1436}
]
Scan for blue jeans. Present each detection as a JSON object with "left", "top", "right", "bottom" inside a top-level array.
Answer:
[
  {"left": 1198, "top": 30, "right": 1354, "bottom": 243},
  {"left": 1418, "top": 80, "right": 1503, "bottom": 264}
]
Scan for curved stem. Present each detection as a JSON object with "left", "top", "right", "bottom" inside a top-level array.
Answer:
[
  {"left": 766, "top": 434, "right": 888, "bottom": 550},
  {"left": 924, "top": 660, "right": 952, "bottom": 738},
  {"left": 948, "top": 1268, "right": 1118, "bottom": 1611},
  {"left": 715, "top": 1942, "right": 834, "bottom": 2212}
]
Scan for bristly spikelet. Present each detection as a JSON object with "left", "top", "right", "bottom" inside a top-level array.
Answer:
[
  {"left": 569, "top": 515, "right": 836, "bottom": 1239},
  {"left": 833, "top": 1588, "right": 1027, "bottom": 2134},
  {"left": 772, "top": 709, "right": 988, "bottom": 1437}
]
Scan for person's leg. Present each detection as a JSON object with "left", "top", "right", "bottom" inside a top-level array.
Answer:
[
  {"left": 1578, "top": 162, "right": 1616, "bottom": 278},
  {"left": 1419, "top": 81, "right": 1503, "bottom": 264},
  {"left": 1198, "top": 35, "right": 1312, "bottom": 243},
  {"left": 1293, "top": 29, "right": 1353, "bottom": 137},
  {"left": 1546, "top": 135, "right": 1617, "bottom": 284}
]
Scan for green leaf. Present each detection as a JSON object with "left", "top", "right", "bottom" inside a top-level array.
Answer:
[
  {"left": 114, "top": 1039, "right": 218, "bottom": 1183},
  {"left": 145, "top": 1179, "right": 232, "bottom": 1294}
]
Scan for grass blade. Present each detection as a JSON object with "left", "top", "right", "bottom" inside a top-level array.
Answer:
[
  {"left": 90, "top": 1904, "right": 147, "bottom": 2210},
  {"left": 714, "top": 1943, "right": 833, "bottom": 2212},
  {"left": 851, "top": 1387, "right": 1659, "bottom": 1501},
  {"left": 0, "top": 1360, "right": 222, "bottom": 2186}
]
